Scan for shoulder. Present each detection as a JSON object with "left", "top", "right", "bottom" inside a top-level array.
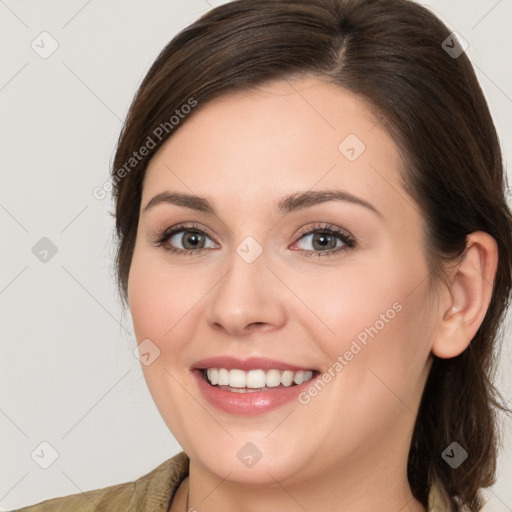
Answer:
[{"left": 12, "top": 451, "right": 190, "bottom": 512}]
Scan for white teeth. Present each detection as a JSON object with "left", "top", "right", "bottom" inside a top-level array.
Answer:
[
  {"left": 293, "top": 370, "right": 305, "bottom": 385},
  {"left": 246, "top": 370, "right": 266, "bottom": 388},
  {"left": 281, "top": 370, "right": 295, "bottom": 387},
  {"left": 229, "top": 369, "right": 246, "bottom": 388},
  {"left": 207, "top": 368, "right": 218, "bottom": 385},
  {"left": 217, "top": 368, "right": 229, "bottom": 386},
  {"left": 265, "top": 369, "right": 281, "bottom": 387},
  {"left": 204, "top": 368, "right": 315, "bottom": 388}
]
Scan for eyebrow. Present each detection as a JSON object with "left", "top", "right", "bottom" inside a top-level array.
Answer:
[{"left": 142, "top": 189, "right": 382, "bottom": 218}]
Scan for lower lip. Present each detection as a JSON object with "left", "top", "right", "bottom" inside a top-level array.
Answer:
[{"left": 192, "top": 369, "right": 318, "bottom": 416}]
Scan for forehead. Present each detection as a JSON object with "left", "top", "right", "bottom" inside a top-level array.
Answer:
[{"left": 142, "top": 77, "right": 411, "bottom": 223}]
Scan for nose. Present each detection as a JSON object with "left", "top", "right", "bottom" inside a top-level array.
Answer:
[{"left": 205, "top": 248, "right": 287, "bottom": 337}]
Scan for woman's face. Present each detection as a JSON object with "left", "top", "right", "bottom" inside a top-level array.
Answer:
[{"left": 128, "top": 77, "right": 437, "bottom": 487}]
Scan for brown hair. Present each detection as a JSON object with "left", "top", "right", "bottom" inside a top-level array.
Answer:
[{"left": 110, "top": 0, "right": 512, "bottom": 509}]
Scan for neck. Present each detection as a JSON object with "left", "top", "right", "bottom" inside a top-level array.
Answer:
[{"left": 176, "top": 446, "right": 426, "bottom": 512}]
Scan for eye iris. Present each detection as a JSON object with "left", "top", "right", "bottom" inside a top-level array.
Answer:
[
  {"left": 182, "top": 231, "right": 205, "bottom": 250},
  {"left": 313, "top": 232, "right": 337, "bottom": 251}
]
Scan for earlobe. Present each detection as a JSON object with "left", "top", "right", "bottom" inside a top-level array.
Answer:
[{"left": 431, "top": 232, "right": 498, "bottom": 359}]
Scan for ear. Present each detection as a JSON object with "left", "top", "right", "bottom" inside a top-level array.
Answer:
[{"left": 431, "top": 231, "right": 498, "bottom": 359}]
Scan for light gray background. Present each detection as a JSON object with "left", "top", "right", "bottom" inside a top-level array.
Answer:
[{"left": 1, "top": 0, "right": 511, "bottom": 510}]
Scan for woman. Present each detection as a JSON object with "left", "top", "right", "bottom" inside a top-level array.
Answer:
[{"left": 15, "top": 0, "right": 512, "bottom": 511}]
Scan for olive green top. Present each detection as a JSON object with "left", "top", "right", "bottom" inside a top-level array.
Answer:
[{"left": 12, "top": 451, "right": 449, "bottom": 511}]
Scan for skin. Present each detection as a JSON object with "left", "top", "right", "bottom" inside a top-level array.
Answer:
[{"left": 127, "top": 76, "right": 498, "bottom": 512}]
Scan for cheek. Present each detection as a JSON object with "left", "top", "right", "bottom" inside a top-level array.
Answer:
[
  {"left": 297, "top": 274, "right": 433, "bottom": 444},
  {"left": 127, "top": 250, "right": 199, "bottom": 443},
  {"left": 128, "top": 248, "right": 198, "bottom": 345},
  {"left": 301, "top": 250, "right": 434, "bottom": 388}
]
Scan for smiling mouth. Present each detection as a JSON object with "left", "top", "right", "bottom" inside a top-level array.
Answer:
[{"left": 201, "top": 368, "right": 318, "bottom": 392}]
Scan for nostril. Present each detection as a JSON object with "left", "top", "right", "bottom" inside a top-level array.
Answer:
[{"left": 248, "top": 322, "right": 265, "bottom": 329}]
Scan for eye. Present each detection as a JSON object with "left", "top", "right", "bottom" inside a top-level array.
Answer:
[
  {"left": 290, "top": 223, "right": 356, "bottom": 257},
  {"left": 150, "top": 223, "right": 217, "bottom": 256},
  {"left": 151, "top": 222, "right": 356, "bottom": 258}
]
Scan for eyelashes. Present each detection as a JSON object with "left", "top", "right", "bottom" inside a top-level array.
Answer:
[
  {"left": 293, "top": 224, "right": 356, "bottom": 257},
  {"left": 150, "top": 222, "right": 356, "bottom": 258},
  {"left": 150, "top": 223, "right": 216, "bottom": 257}
]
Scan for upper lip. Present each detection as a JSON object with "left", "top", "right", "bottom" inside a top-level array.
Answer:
[{"left": 192, "top": 356, "right": 317, "bottom": 372}]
